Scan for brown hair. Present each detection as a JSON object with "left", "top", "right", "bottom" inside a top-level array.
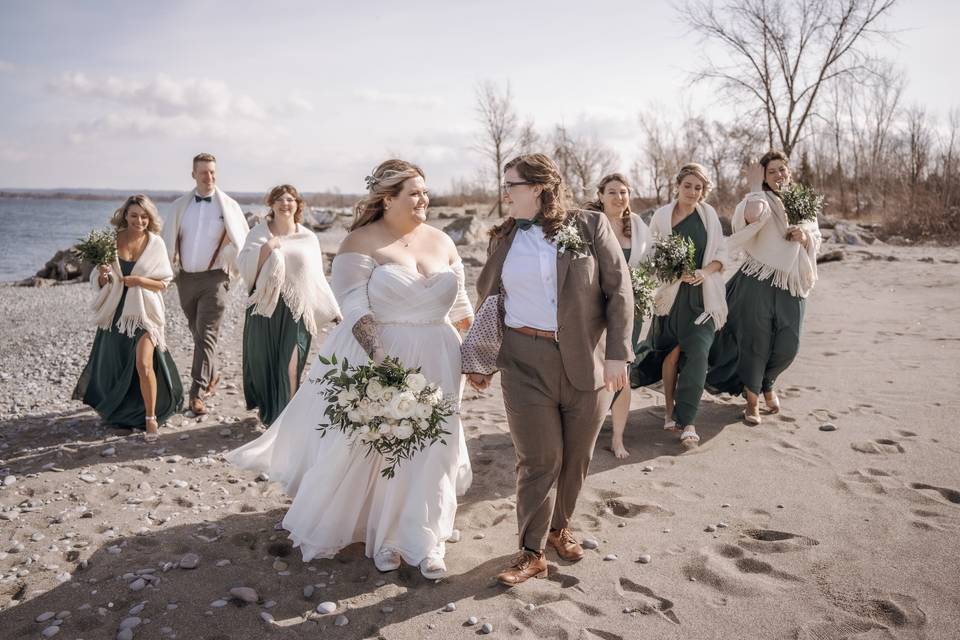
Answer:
[
  {"left": 192, "top": 152, "right": 216, "bottom": 169},
  {"left": 759, "top": 150, "right": 790, "bottom": 192},
  {"left": 265, "top": 184, "right": 306, "bottom": 224},
  {"left": 110, "top": 194, "right": 162, "bottom": 233},
  {"left": 496, "top": 153, "right": 572, "bottom": 239},
  {"left": 351, "top": 159, "right": 425, "bottom": 231},
  {"left": 584, "top": 172, "right": 632, "bottom": 239},
  {"left": 673, "top": 162, "right": 713, "bottom": 202}
]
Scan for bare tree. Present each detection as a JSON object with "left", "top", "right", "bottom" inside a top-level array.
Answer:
[
  {"left": 681, "top": 0, "right": 898, "bottom": 156},
  {"left": 551, "top": 124, "right": 619, "bottom": 201},
  {"left": 474, "top": 81, "right": 520, "bottom": 217}
]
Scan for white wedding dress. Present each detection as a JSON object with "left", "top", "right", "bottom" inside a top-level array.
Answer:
[{"left": 226, "top": 252, "right": 474, "bottom": 565}]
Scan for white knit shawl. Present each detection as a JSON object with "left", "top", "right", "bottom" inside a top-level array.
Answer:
[
  {"left": 238, "top": 220, "right": 341, "bottom": 337},
  {"left": 90, "top": 232, "right": 174, "bottom": 351},
  {"left": 649, "top": 201, "right": 729, "bottom": 329},
  {"left": 727, "top": 191, "right": 822, "bottom": 298},
  {"left": 162, "top": 186, "right": 249, "bottom": 280},
  {"left": 626, "top": 212, "right": 653, "bottom": 267}
]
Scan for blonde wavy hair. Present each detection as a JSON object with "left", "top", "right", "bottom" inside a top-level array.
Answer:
[
  {"left": 351, "top": 159, "right": 425, "bottom": 231},
  {"left": 110, "top": 194, "right": 162, "bottom": 233}
]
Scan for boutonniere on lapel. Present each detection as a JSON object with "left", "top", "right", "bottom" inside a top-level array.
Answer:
[{"left": 554, "top": 219, "right": 590, "bottom": 258}]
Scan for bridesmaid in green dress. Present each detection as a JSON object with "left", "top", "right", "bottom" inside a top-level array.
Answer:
[
  {"left": 73, "top": 195, "right": 183, "bottom": 441},
  {"left": 238, "top": 185, "right": 340, "bottom": 425},
  {"left": 630, "top": 164, "right": 728, "bottom": 447},
  {"left": 584, "top": 173, "right": 652, "bottom": 459}
]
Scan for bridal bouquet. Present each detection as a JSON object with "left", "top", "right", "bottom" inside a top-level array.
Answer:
[
  {"left": 74, "top": 228, "right": 118, "bottom": 266},
  {"left": 649, "top": 234, "right": 697, "bottom": 283},
  {"left": 314, "top": 355, "right": 454, "bottom": 478},
  {"left": 629, "top": 263, "right": 657, "bottom": 319},
  {"left": 779, "top": 183, "right": 823, "bottom": 225}
]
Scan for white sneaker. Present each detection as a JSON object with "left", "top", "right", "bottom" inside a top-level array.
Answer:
[
  {"left": 419, "top": 554, "right": 446, "bottom": 580},
  {"left": 374, "top": 548, "right": 401, "bottom": 572}
]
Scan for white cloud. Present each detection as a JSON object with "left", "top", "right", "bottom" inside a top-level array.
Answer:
[
  {"left": 0, "top": 60, "right": 15, "bottom": 73},
  {"left": 354, "top": 89, "right": 443, "bottom": 109}
]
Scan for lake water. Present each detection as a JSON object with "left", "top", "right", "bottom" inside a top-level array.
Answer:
[{"left": 0, "top": 196, "right": 148, "bottom": 281}]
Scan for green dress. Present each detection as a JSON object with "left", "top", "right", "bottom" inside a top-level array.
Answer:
[
  {"left": 73, "top": 259, "right": 184, "bottom": 428},
  {"left": 242, "top": 296, "right": 312, "bottom": 425},
  {"left": 622, "top": 248, "right": 644, "bottom": 347},
  {"left": 706, "top": 269, "right": 806, "bottom": 396},
  {"left": 629, "top": 213, "right": 715, "bottom": 427}
]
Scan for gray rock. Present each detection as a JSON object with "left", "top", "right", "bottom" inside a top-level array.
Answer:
[
  {"left": 101, "top": 447, "right": 116, "bottom": 457},
  {"left": 603, "top": 553, "right": 618, "bottom": 561},
  {"left": 717, "top": 522, "right": 729, "bottom": 529},
  {"left": 581, "top": 538, "right": 599, "bottom": 550},
  {"left": 116, "top": 628, "right": 133, "bottom": 640},
  {"left": 448, "top": 529, "right": 461, "bottom": 543},
  {"left": 334, "top": 615, "right": 349, "bottom": 626},
  {"left": 443, "top": 602, "right": 456, "bottom": 612},
  {"left": 118, "top": 616, "right": 141, "bottom": 630},
  {"left": 79, "top": 474, "right": 97, "bottom": 484},
  {"left": 260, "top": 611, "right": 274, "bottom": 623},
  {"left": 705, "top": 525, "right": 717, "bottom": 532},
  {"left": 316, "top": 601, "right": 337, "bottom": 615},
  {"left": 467, "top": 616, "right": 478, "bottom": 625},
  {"left": 272, "top": 559, "right": 288, "bottom": 571},
  {"left": 128, "top": 603, "right": 145, "bottom": 615},
  {"left": 302, "top": 585, "right": 315, "bottom": 598},
  {"left": 819, "top": 423, "right": 838, "bottom": 432},
  {"left": 229, "top": 587, "right": 258, "bottom": 603},
  {"left": 41, "top": 626, "right": 60, "bottom": 638},
  {"left": 210, "top": 599, "right": 228, "bottom": 608},
  {"left": 637, "top": 554, "right": 652, "bottom": 564},
  {"left": 179, "top": 553, "right": 200, "bottom": 569},
  {"left": 443, "top": 216, "right": 489, "bottom": 246},
  {"left": 36, "top": 611, "right": 56, "bottom": 622},
  {"left": 129, "top": 578, "right": 146, "bottom": 591},
  {"left": 480, "top": 622, "right": 494, "bottom": 634},
  {"left": 2, "top": 475, "right": 16, "bottom": 486}
]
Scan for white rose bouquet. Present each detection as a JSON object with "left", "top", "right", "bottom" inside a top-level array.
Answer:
[{"left": 314, "top": 355, "right": 454, "bottom": 478}]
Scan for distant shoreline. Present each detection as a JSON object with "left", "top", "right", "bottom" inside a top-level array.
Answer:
[{"left": 0, "top": 190, "right": 364, "bottom": 207}]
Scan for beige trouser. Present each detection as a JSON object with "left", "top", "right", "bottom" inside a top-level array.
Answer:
[
  {"left": 500, "top": 328, "right": 611, "bottom": 551},
  {"left": 176, "top": 269, "right": 229, "bottom": 398}
]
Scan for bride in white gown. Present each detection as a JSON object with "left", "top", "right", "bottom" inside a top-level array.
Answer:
[{"left": 226, "top": 160, "right": 474, "bottom": 579}]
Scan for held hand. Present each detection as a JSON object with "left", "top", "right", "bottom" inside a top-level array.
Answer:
[
  {"left": 680, "top": 269, "right": 705, "bottom": 286},
  {"left": 467, "top": 373, "right": 493, "bottom": 391},
  {"left": 603, "top": 360, "right": 628, "bottom": 392},
  {"left": 122, "top": 275, "right": 141, "bottom": 288},
  {"left": 785, "top": 226, "right": 807, "bottom": 246},
  {"left": 97, "top": 264, "right": 112, "bottom": 276},
  {"left": 453, "top": 317, "right": 472, "bottom": 332},
  {"left": 746, "top": 160, "right": 765, "bottom": 193}
]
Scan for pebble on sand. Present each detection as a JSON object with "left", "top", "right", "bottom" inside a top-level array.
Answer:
[
  {"left": 467, "top": 616, "right": 478, "bottom": 625},
  {"left": 334, "top": 615, "right": 349, "bottom": 626},
  {"left": 581, "top": 539, "right": 599, "bottom": 550},
  {"left": 303, "top": 585, "right": 315, "bottom": 598},
  {"left": 41, "top": 626, "right": 60, "bottom": 638},
  {"left": 259, "top": 612, "right": 274, "bottom": 623},
  {"left": 179, "top": 553, "right": 200, "bottom": 569},
  {"left": 316, "top": 601, "right": 337, "bottom": 615},
  {"left": 116, "top": 628, "right": 133, "bottom": 640},
  {"left": 129, "top": 578, "right": 146, "bottom": 591},
  {"left": 603, "top": 553, "right": 618, "bottom": 561},
  {"left": 79, "top": 474, "right": 97, "bottom": 484},
  {"left": 229, "top": 587, "right": 258, "bottom": 603},
  {"left": 819, "top": 423, "right": 838, "bottom": 431},
  {"left": 480, "top": 622, "right": 494, "bottom": 634},
  {"left": 118, "top": 616, "right": 141, "bottom": 630},
  {"left": 637, "top": 554, "right": 652, "bottom": 564},
  {"left": 36, "top": 611, "right": 56, "bottom": 622},
  {"left": 210, "top": 599, "right": 228, "bottom": 608},
  {"left": 705, "top": 525, "right": 717, "bottom": 532},
  {"left": 443, "top": 602, "right": 456, "bottom": 612}
]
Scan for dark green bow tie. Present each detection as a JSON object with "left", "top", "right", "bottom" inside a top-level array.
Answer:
[{"left": 514, "top": 217, "right": 542, "bottom": 231}]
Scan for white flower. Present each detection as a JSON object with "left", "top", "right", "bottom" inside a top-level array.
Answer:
[
  {"left": 379, "top": 421, "right": 395, "bottom": 438},
  {"left": 406, "top": 373, "right": 428, "bottom": 394},
  {"left": 347, "top": 409, "right": 362, "bottom": 423},
  {"left": 380, "top": 386, "right": 399, "bottom": 403},
  {"left": 414, "top": 402, "right": 433, "bottom": 420},
  {"left": 337, "top": 387, "right": 359, "bottom": 407},
  {"left": 386, "top": 391, "right": 418, "bottom": 420},
  {"left": 393, "top": 421, "right": 415, "bottom": 440},
  {"left": 365, "top": 379, "right": 384, "bottom": 401},
  {"left": 428, "top": 387, "right": 444, "bottom": 405}
]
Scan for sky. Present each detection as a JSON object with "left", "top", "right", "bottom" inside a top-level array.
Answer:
[{"left": 0, "top": 0, "right": 956, "bottom": 193}]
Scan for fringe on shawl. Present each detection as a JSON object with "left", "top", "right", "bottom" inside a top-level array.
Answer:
[
  {"left": 740, "top": 254, "right": 812, "bottom": 298},
  {"left": 114, "top": 316, "right": 167, "bottom": 352}
]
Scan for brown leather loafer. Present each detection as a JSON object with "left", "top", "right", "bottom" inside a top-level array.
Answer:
[
  {"left": 204, "top": 373, "right": 221, "bottom": 397},
  {"left": 548, "top": 528, "right": 585, "bottom": 561},
  {"left": 189, "top": 396, "right": 208, "bottom": 416},
  {"left": 496, "top": 550, "right": 547, "bottom": 586}
]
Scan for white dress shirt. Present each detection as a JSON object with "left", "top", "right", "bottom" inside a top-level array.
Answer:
[
  {"left": 179, "top": 192, "right": 225, "bottom": 272},
  {"left": 502, "top": 225, "right": 558, "bottom": 331}
]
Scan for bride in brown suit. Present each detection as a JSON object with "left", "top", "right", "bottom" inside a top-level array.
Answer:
[{"left": 467, "top": 153, "right": 633, "bottom": 586}]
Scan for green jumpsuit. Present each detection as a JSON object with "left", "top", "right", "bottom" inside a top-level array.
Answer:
[
  {"left": 629, "top": 214, "right": 715, "bottom": 427},
  {"left": 73, "top": 259, "right": 184, "bottom": 427},
  {"left": 706, "top": 268, "right": 805, "bottom": 396},
  {"left": 242, "top": 296, "right": 312, "bottom": 425}
]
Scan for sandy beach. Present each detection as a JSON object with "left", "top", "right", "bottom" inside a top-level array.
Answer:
[{"left": 1, "top": 240, "right": 959, "bottom": 639}]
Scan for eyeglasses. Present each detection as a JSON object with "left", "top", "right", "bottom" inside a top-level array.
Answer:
[{"left": 502, "top": 180, "right": 535, "bottom": 192}]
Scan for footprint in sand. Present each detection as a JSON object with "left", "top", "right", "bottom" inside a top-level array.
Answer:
[
  {"left": 739, "top": 529, "right": 819, "bottom": 554},
  {"left": 596, "top": 496, "right": 674, "bottom": 519},
  {"left": 796, "top": 592, "right": 927, "bottom": 639},
  {"left": 909, "top": 482, "right": 960, "bottom": 505},
  {"left": 850, "top": 439, "right": 905, "bottom": 454},
  {"left": 682, "top": 544, "right": 803, "bottom": 597},
  {"left": 616, "top": 577, "right": 680, "bottom": 624}
]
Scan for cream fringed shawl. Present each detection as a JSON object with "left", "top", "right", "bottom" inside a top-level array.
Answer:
[
  {"left": 239, "top": 220, "right": 341, "bottom": 337},
  {"left": 90, "top": 232, "right": 174, "bottom": 351},
  {"left": 728, "top": 191, "right": 822, "bottom": 298},
  {"left": 627, "top": 212, "right": 653, "bottom": 267},
  {"left": 648, "top": 201, "right": 729, "bottom": 330}
]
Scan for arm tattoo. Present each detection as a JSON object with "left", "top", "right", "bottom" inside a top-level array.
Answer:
[{"left": 352, "top": 315, "right": 383, "bottom": 360}]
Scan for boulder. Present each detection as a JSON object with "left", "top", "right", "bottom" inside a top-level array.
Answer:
[
  {"left": 303, "top": 208, "right": 338, "bottom": 232},
  {"left": 34, "top": 247, "right": 93, "bottom": 283},
  {"left": 443, "top": 216, "right": 489, "bottom": 246},
  {"left": 817, "top": 249, "right": 844, "bottom": 264}
]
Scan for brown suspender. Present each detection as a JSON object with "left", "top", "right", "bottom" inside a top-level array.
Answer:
[{"left": 207, "top": 230, "right": 228, "bottom": 271}]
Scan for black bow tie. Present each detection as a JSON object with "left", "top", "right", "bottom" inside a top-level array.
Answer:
[
  {"left": 514, "top": 217, "right": 542, "bottom": 231},
  {"left": 195, "top": 195, "right": 212, "bottom": 203}
]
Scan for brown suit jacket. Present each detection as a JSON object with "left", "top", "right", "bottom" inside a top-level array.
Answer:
[{"left": 476, "top": 209, "right": 633, "bottom": 391}]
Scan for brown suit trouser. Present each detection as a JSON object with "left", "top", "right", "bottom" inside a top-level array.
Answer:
[
  {"left": 500, "top": 328, "right": 612, "bottom": 551},
  {"left": 176, "top": 270, "right": 229, "bottom": 398}
]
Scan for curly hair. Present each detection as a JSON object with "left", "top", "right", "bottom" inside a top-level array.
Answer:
[
  {"left": 110, "top": 194, "right": 162, "bottom": 234},
  {"left": 759, "top": 150, "right": 790, "bottom": 192},
  {"left": 265, "top": 184, "right": 305, "bottom": 224},
  {"left": 583, "top": 172, "right": 633, "bottom": 239},
  {"left": 351, "top": 159, "right": 425, "bottom": 231},
  {"left": 492, "top": 153, "right": 572, "bottom": 239}
]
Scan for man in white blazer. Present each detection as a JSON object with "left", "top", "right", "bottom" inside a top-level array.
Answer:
[{"left": 163, "top": 153, "right": 249, "bottom": 415}]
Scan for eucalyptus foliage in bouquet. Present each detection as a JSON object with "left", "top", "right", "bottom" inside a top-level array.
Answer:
[
  {"left": 74, "top": 228, "right": 118, "bottom": 266},
  {"left": 554, "top": 220, "right": 590, "bottom": 257},
  {"left": 779, "top": 183, "right": 823, "bottom": 225},
  {"left": 629, "top": 263, "right": 657, "bottom": 319},
  {"left": 314, "top": 355, "right": 454, "bottom": 479},
  {"left": 649, "top": 234, "right": 697, "bottom": 283}
]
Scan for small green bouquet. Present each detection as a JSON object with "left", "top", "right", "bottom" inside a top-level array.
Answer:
[
  {"left": 314, "top": 355, "right": 455, "bottom": 479},
  {"left": 779, "top": 183, "right": 823, "bottom": 225},
  {"left": 74, "top": 228, "right": 118, "bottom": 266},
  {"left": 629, "top": 263, "right": 657, "bottom": 319},
  {"left": 649, "top": 234, "right": 697, "bottom": 283}
]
